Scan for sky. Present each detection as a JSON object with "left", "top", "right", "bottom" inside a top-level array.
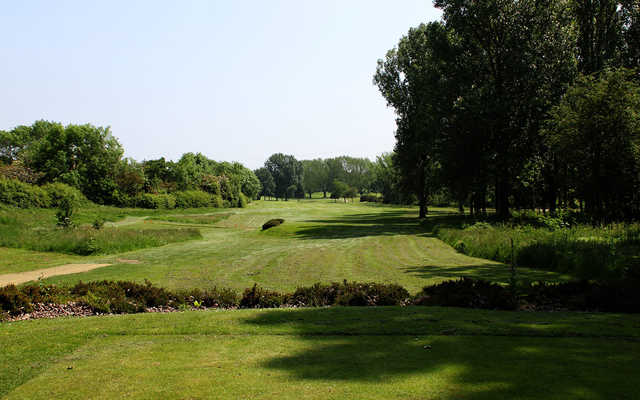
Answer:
[{"left": 1, "top": 1, "right": 441, "bottom": 169}]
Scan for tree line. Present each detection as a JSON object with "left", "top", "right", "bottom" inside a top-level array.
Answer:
[
  {"left": 0, "top": 120, "right": 260, "bottom": 207},
  {"left": 375, "top": 0, "right": 640, "bottom": 221},
  {"left": 254, "top": 154, "right": 379, "bottom": 201}
]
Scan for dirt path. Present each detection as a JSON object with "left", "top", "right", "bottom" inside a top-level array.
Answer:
[{"left": 0, "top": 263, "right": 112, "bottom": 286}]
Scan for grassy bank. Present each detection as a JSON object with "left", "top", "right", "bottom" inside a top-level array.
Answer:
[
  {"left": 0, "top": 206, "right": 202, "bottom": 256},
  {"left": 436, "top": 220, "right": 640, "bottom": 280}
]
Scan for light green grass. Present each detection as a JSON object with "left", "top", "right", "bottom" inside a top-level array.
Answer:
[
  {"left": 2, "top": 307, "right": 639, "bottom": 399},
  {"left": 26, "top": 200, "right": 568, "bottom": 292}
]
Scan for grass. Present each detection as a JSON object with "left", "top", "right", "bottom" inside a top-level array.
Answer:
[
  {"left": 0, "top": 206, "right": 202, "bottom": 256},
  {"left": 435, "top": 219, "right": 640, "bottom": 280},
  {"left": 12, "top": 200, "right": 567, "bottom": 292},
  {"left": 147, "top": 211, "right": 232, "bottom": 225},
  {"left": 2, "top": 306, "right": 639, "bottom": 399},
  {"left": 1, "top": 200, "right": 637, "bottom": 398}
]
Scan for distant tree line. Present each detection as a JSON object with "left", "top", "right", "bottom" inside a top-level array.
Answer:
[
  {"left": 375, "top": 0, "right": 640, "bottom": 221},
  {"left": 0, "top": 121, "right": 260, "bottom": 208},
  {"left": 254, "top": 153, "right": 379, "bottom": 201}
]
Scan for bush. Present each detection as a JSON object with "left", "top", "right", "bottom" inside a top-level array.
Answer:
[
  {"left": 0, "top": 178, "right": 50, "bottom": 208},
  {"left": 262, "top": 218, "right": 284, "bottom": 230},
  {"left": 136, "top": 193, "right": 176, "bottom": 209},
  {"left": 174, "top": 190, "right": 213, "bottom": 208},
  {"left": 42, "top": 182, "right": 86, "bottom": 207},
  {"left": 288, "top": 281, "right": 410, "bottom": 307},
  {"left": 0, "top": 285, "right": 33, "bottom": 316},
  {"left": 72, "top": 280, "right": 175, "bottom": 314},
  {"left": 240, "top": 284, "right": 287, "bottom": 308},
  {"left": 414, "top": 278, "right": 517, "bottom": 310},
  {"left": 55, "top": 196, "right": 77, "bottom": 228},
  {"left": 178, "top": 287, "right": 239, "bottom": 308}
]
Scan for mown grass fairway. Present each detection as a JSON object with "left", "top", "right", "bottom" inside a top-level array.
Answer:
[
  {"left": 6, "top": 199, "right": 567, "bottom": 292},
  {"left": 2, "top": 307, "right": 639, "bottom": 399}
]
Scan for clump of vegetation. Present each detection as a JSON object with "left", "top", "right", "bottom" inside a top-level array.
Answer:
[
  {"left": 55, "top": 197, "right": 77, "bottom": 228},
  {"left": 4, "top": 278, "right": 640, "bottom": 320},
  {"left": 414, "top": 278, "right": 517, "bottom": 310},
  {"left": 437, "top": 221, "right": 640, "bottom": 281},
  {"left": 262, "top": 218, "right": 284, "bottom": 230},
  {"left": 240, "top": 284, "right": 288, "bottom": 308},
  {"left": 0, "top": 221, "right": 202, "bottom": 255}
]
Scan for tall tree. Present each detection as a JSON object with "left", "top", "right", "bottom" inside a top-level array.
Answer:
[
  {"left": 254, "top": 167, "right": 275, "bottom": 199},
  {"left": 375, "top": 21, "right": 457, "bottom": 217},
  {"left": 544, "top": 68, "right": 640, "bottom": 221},
  {"left": 433, "top": 0, "right": 576, "bottom": 217},
  {"left": 264, "top": 153, "right": 303, "bottom": 200}
]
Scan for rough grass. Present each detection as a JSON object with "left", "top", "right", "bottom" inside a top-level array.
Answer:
[
  {"left": 436, "top": 221, "right": 640, "bottom": 280},
  {"left": 23, "top": 200, "right": 568, "bottom": 292},
  {"left": 2, "top": 307, "right": 639, "bottom": 399},
  {"left": 147, "top": 212, "right": 232, "bottom": 225},
  {"left": 0, "top": 206, "right": 202, "bottom": 256}
]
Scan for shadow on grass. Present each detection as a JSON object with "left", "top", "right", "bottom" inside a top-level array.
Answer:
[
  {"left": 294, "top": 210, "right": 456, "bottom": 239},
  {"left": 403, "top": 264, "right": 566, "bottom": 284},
  {"left": 243, "top": 307, "right": 639, "bottom": 399}
]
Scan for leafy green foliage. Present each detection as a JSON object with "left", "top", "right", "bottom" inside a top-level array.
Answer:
[
  {"left": 55, "top": 197, "right": 77, "bottom": 228},
  {"left": 0, "top": 178, "right": 51, "bottom": 208},
  {"left": 544, "top": 68, "right": 640, "bottom": 221},
  {"left": 437, "top": 220, "right": 640, "bottom": 281}
]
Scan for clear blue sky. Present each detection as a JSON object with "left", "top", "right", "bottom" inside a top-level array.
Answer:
[{"left": 1, "top": 1, "right": 441, "bottom": 169}]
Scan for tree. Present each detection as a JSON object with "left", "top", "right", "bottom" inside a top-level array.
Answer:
[
  {"left": 330, "top": 180, "right": 349, "bottom": 203},
  {"left": 25, "top": 121, "right": 124, "bottom": 203},
  {"left": 375, "top": 21, "right": 458, "bottom": 217},
  {"left": 431, "top": 0, "right": 577, "bottom": 217},
  {"left": 264, "top": 153, "right": 303, "bottom": 200},
  {"left": 301, "top": 159, "right": 328, "bottom": 198},
  {"left": 544, "top": 68, "right": 640, "bottom": 221},
  {"left": 254, "top": 167, "right": 275, "bottom": 199}
]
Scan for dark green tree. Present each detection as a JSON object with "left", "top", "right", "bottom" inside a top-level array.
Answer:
[{"left": 264, "top": 153, "right": 303, "bottom": 200}]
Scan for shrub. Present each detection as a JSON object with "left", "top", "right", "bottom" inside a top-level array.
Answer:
[
  {"left": 72, "top": 280, "right": 175, "bottom": 314},
  {"left": 42, "top": 182, "right": 86, "bottom": 207},
  {"left": 262, "top": 218, "right": 284, "bottom": 230},
  {"left": 239, "top": 284, "right": 287, "bottom": 308},
  {"left": 55, "top": 196, "right": 77, "bottom": 228},
  {"left": 174, "top": 190, "right": 212, "bottom": 208},
  {"left": 0, "top": 285, "right": 33, "bottom": 315},
  {"left": 178, "top": 287, "right": 239, "bottom": 308},
  {"left": 92, "top": 217, "right": 106, "bottom": 230},
  {"left": 335, "top": 281, "right": 410, "bottom": 306},
  {"left": 414, "top": 278, "right": 517, "bottom": 310},
  {"left": 0, "top": 178, "right": 50, "bottom": 208},
  {"left": 136, "top": 193, "right": 176, "bottom": 209},
  {"left": 289, "top": 281, "right": 410, "bottom": 307}
]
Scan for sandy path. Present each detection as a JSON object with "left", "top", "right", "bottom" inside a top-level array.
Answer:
[{"left": 0, "top": 263, "right": 112, "bottom": 286}]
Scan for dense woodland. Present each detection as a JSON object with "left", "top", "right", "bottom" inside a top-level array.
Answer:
[{"left": 375, "top": 0, "right": 640, "bottom": 221}]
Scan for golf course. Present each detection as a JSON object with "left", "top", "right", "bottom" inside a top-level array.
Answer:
[{"left": 1, "top": 199, "right": 639, "bottom": 399}]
